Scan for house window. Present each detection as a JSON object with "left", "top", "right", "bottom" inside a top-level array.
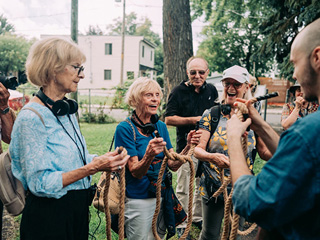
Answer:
[
  {"left": 142, "top": 46, "right": 145, "bottom": 58},
  {"left": 105, "top": 43, "right": 112, "bottom": 55},
  {"left": 150, "top": 51, "right": 153, "bottom": 61},
  {"left": 104, "top": 70, "right": 112, "bottom": 80},
  {"left": 127, "top": 71, "right": 134, "bottom": 80}
]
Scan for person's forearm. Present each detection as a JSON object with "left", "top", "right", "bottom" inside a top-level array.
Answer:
[
  {"left": 253, "top": 121, "right": 279, "bottom": 154},
  {"left": 165, "top": 115, "right": 200, "bottom": 126},
  {"left": 194, "top": 146, "right": 214, "bottom": 162},
  {"left": 228, "top": 136, "right": 252, "bottom": 185},
  {"left": 0, "top": 108, "right": 14, "bottom": 144},
  {"left": 281, "top": 108, "right": 300, "bottom": 130},
  {"left": 62, "top": 161, "right": 97, "bottom": 187},
  {"left": 129, "top": 155, "right": 154, "bottom": 179}
]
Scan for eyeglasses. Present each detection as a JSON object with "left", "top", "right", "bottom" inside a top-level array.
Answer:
[
  {"left": 70, "top": 65, "right": 85, "bottom": 75},
  {"left": 189, "top": 69, "right": 207, "bottom": 76},
  {"left": 222, "top": 81, "right": 243, "bottom": 89}
]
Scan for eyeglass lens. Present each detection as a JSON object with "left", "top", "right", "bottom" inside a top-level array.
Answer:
[
  {"left": 222, "top": 81, "right": 243, "bottom": 89},
  {"left": 71, "top": 65, "right": 85, "bottom": 75},
  {"left": 190, "top": 70, "right": 206, "bottom": 76}
]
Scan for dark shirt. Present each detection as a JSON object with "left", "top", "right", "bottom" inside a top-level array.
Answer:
[{"left": 165, "top": 81, "right": 218, "bottom": 153}]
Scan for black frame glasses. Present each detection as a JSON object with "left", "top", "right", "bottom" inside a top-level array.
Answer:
[
  {"left": 189, "top": 69, "right": 207, "bottom": 76},
  {"left": 70, "top": 65, "right": 85, "bottom": 75},
  {"left": 221, "top": 80, "right": 244, "bottom": 89}
]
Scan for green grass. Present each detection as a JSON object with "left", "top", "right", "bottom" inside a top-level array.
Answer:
[{"left": 78, "top": 95, "right": 114, "bottom": 107}]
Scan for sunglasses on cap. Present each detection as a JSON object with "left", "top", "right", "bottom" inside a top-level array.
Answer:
[{"left": 189, "top": 69, "right": 207, "bottom": 76}]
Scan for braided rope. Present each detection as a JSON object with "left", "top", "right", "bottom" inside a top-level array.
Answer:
[
  {"left": 210, "top": 102, "right": 257, "bottom": 240},
  {"left": 152, "top": 136, "right": 195, "bottom": 240},
  {"left": 103, "top": 147, "right": 126, "bottom": 240},
  {"left": 103, "top": 171, "right": 112, "bottom": 240}
]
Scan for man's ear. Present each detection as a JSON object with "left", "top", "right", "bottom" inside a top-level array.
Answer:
[{"left": 311, "top": 46, "right": 320, "bottom": 71}]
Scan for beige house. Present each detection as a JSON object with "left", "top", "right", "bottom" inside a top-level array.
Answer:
[{"left": 41, "top": 35, "right": 157, "bottom": 89}]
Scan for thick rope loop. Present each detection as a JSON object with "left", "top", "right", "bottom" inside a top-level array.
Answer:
[
  {"left": 103, "top": 148, "right": 127, "bottom": 240},
  {"left": 152, "top": 143, "right": 195, "bottom": 240}
]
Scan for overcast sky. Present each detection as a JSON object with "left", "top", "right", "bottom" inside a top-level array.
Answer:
[{"left": 0, "top": 0, "right": 206, "bottom": 52}]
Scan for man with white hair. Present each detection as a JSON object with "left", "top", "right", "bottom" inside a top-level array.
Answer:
[{"left": 226, "top": 18, "right": 320, "bottom": 239}]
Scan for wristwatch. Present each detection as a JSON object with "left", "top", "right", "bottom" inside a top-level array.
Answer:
[{"left": 0, "top": 107, "right": 10, "bottom": 115}]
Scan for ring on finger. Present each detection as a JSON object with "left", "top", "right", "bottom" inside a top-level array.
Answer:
[{"left": 118, "top": 165, "right": 122, "bottom": 171}]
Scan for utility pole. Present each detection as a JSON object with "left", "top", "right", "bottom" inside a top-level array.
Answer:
[
  {"left": 71, "top": 0, "right": 79, "bottom": 120},
  {"left": 120, "top": 0, "right": 126, "bottom": 86},
  {"left": 71, "top": 0, "right": 78, "bottom": 44}
]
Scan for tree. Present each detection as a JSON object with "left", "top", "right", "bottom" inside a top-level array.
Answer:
[
  {"left": 258, "top": 0, "right": 320, "bottom": 80},
  {"left": 106, "top": 12, "right": 138, "bottom": 36},
  {"left": 191, "top": 0, "right": 273, "bottom": 77},
  {"left": 86, "top": 25, "right": 104, "bottom": 35},
  {"left": 0, "top": 14, "right": 15, "bottom": 35},
  {"left": 163, "top": 0, "right": 193, "bottom": 97},
  {"left": 0, "top": 34, "right": 33, "bottom": 76}
]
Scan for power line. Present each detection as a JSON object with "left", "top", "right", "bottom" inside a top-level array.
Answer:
[{"left": 10, "top": 12, "right": 69, "bottom": 20}]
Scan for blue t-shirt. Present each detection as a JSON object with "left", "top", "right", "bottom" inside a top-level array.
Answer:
[
  {"left": 115, "top": 118, "right": 173, "bottom": 199},
  {"left": 233, "top": 110, "right": 320, "bottom": 239},
  {"left": 10, "top": 103, "right": 96, "bottom": 199}
]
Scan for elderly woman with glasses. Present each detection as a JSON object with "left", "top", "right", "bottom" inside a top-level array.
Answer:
[
  {"left": 193, "top": 65, "right": 271, "bottom": 240},
  {"left": 9, "top": 37, "right": 129, "bottom": 240}
]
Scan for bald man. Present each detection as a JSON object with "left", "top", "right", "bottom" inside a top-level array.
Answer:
[{"left": 226, "top": 18, "right": 320, "bottom": 239}]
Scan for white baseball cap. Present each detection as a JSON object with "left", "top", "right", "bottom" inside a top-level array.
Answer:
[{"left": 221, "top": 65, "right": 250, "bottom": 83}]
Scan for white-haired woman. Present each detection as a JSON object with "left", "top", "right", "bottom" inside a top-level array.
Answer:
[
  {"left": 194, "top": 65, "right": 271, "bottom": 240},
  {"left": 10, "top": 37, "right": 129, "bottom": 240},
  {"left": 114, "top": 77, "right": 201, "bottom": 239}
]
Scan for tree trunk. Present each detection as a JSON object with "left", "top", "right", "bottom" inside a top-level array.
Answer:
[{"left": 163, "top": 0, "right": 193, "bottom": 100}]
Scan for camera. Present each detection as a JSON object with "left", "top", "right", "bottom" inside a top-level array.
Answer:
[{"left": 0, "top": 76, "right": 19, "bottom": 90}]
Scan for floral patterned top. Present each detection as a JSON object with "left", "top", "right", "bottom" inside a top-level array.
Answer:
[
  {"left": 281, "top": 101, "right": 319, "bottom": 122},
  {"left": 198, "top": 108, "right": 256, "bottom": 201}
]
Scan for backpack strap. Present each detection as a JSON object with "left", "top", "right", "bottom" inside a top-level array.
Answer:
[
  {"left": 109, "top": 118, "right": 136, "bottom": 152},
  {"left": 196, "top": 104, "right": 221, "bottom": 178},
  {"left": 23, "top": 107, "right": 45, "bottom": 126},
  {"left": 125, "top": 119, "right": 136, "bottom": 143},
  {"left": 210, "top": 104, "right": 221, "bottom": 138}
]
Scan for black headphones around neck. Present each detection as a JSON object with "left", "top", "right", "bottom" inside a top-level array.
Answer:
[
  {"left": 131, "top": 110, "right": 159, "bottom": 135},
  {"left": 36, "top": 88, "right": 78, "bottom": 116},
  {"left": 187, "top": 81, "right": 207, "bottom": 92}
]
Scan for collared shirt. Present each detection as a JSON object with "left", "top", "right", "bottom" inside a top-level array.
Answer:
[
  {"left": 233, "top": 110, "right": 320, "bottom": 239},
  {"left": 10, "top": 103, "right": 96, "bottom": 199},
  {"left": 165, "top": 81, "right": 218, "bottom": 153}
]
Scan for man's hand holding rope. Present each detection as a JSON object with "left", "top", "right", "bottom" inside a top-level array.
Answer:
[{"left": 234, "top": 98, "right": 280, "bottom": 155}]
